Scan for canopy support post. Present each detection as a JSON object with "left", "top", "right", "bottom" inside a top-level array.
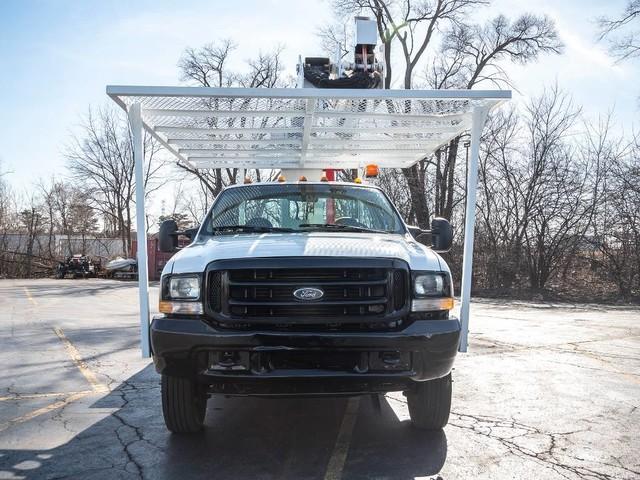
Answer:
[
  {"left": 458, "top": 105, "right": 489, "bottom": 353},
  {"left": 128, "top": 103, "right": 151, "bottom": 358}
]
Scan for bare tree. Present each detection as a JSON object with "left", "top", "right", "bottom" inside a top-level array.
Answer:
[
  {"left": 476, "top": 105, "right": 525, "bottom": 288},
  {"left": 19, "top": 199, "right": 44, "bottom": 277},
  {"left": 0, "top": 163, "right": 18, "bottom": 277},
  {"left": 441, "top": 14, "right": 563, "bottom": 89},
  {"left": 176, "top": 40, "right": 287, "bottom": 199},
  {"left": 474, "top": 86, "right": 609, "bottom": 292},
  {"left": 178, "top": 39, "right": 237, "bottom": 87},
  {"left": 317, "top": 20, "right": 352, "bottom": 62},
  {"left": 590, "top": 128, "right": 640, "bottom": 299},
  {"left": 66, "top": 107, "right": 164, "bottom": 256},
  {"left": 598, "top": 0, "right": 640, "bottom": 62},
  {"left": 327, "top": 2, "right": 563, "bottom": 227},
  {"left": 331, "top": 0, "right": 487, "bottom": 90},
  {"left": 240, "top": 46, "right": 287, "bottom": 88},
  {"left": 38, "top": 179, "right": 99, "bottom": 257},
  {"left": 419, "top": 13, "right": 564, "bottom": 225}
]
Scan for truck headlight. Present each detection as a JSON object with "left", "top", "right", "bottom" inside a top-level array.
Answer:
[
  {"left": 169, "top": 276, "right": 200, "bottom": 299},
  {"left": 412, "top": 272, "right": 453, "bottom": 312},
  {"left": 159, "top": 275, "right": 203, "bottom": 315},
  {"left": 414, "top": 274, "right": 446, "bottom": 297}
]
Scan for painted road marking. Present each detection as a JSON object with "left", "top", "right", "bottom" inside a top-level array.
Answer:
[
  {"left": 323, "top": 397, "right": 360, "bottom": 480},
  {"left": 53, "top": 327, "right": 109, "bottom": 394},
  {"left": 0, "top": 391, "right": 89, "bottom": 433},
  {"left": 0, "top": 390, "right": 93, "bottom": 402},
  {"left": 23, "top": 286, "right": 37, "bottom": 305},
  {"left": 0, "top": 327, "right": 110, "bottom": 433}
]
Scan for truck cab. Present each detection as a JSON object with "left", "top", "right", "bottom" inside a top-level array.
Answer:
[{"left": 152, "top": 179, "right": 460, "bottom": 433}]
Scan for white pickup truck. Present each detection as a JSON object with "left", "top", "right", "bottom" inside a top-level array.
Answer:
[{"left": 152, "top": 179, "right": 460, "bottom": 433}]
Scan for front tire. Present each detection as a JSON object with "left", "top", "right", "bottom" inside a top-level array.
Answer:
[
  {"left": 405, "top": 373, "right": 452, "bottom": 430},
  {"left": 161, "top": 374, "right": 206, "bottom": 433}
]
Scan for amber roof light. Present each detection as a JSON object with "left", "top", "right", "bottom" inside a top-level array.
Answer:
[{"left": 365, "top": 164, "right": 379, "bottom": 178}]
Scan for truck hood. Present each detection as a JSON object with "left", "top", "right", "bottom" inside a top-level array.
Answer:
[{"left": 165, "top": 232, "right": 446, "bottom": 275}]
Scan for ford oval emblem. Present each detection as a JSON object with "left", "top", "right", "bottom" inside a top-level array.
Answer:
[{"left": 293, "top": 287, "right": 324, "bottom": 302}]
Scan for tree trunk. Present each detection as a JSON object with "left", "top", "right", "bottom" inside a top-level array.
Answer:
[
  {"left": 384, "top": 40, "right": 392, "bottom": 89},
  {"left": 443, "top": 138, "right": 459, "bottom": 219},
  {"left": 402, "top": 164, "right": 430, "bottom": 228}
]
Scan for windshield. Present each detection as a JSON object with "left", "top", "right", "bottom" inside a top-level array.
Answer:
[{"left": 202, "top": 183, "right": 404, "bottom": 235}]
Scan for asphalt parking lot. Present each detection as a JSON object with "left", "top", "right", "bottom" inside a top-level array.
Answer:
[{"left": 0, "top": 279, "right": 638, "bottom": 480}]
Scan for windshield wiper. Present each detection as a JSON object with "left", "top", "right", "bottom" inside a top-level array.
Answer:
[
  {"left": 211, "top": 225, "right": 295, "bottom": 234},
  {"left": 298, "top": 223, "right": 390, "bottom": 234}
]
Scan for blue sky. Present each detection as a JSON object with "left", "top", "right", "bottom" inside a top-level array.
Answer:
[{"left": 0, "top": 0, "right": 637, "bottom": 192}]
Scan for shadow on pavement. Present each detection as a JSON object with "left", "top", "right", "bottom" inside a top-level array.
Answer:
[{"left": 0, "top": 364, "right": 447, "bottom": 479}]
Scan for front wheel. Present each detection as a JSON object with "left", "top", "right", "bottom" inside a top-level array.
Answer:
[
  {"left": 405, "top": 373, "right": 452, "bottom": 430},
  {"left": 161, "top": 374, "right": 207, "bottom": 433}
]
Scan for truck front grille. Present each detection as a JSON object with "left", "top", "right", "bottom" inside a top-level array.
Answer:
[{"left": 205, "top": 258, "right": 409, "bottom": 329}]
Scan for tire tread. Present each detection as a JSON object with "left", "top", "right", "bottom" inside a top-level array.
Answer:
[
  {"left": 161, "top": 374, "right": 206, "bottom": 433},
  {"left": 406, "top": 373, "right": 452, "bottom": 430}
]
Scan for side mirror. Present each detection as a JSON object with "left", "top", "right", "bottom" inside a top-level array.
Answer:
[
  {"left": 159, "top": 220, "right": 178, "bottom": 253},
  {"left": 415, "top": 217, "right": 453, "bottom": 252},
  {"left": 430, "top": 217, "right": 453, "bottom": 252}
]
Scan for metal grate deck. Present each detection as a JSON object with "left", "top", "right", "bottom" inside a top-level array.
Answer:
[{"left": 107, "top": 86, "right": 510, "bottom": 170}]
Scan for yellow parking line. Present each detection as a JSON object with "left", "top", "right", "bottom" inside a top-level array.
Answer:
[
  {"left": 23, "top": 286, "right": 37, "bottom": 305},
  {"left": 0, "top": 391, "right": 90, "bottom": 433},
  {"left": 0, "top": 390, "right": 93, "bottom": 402},
  {"left": 53, "top": 327, "right": 109, "bottom": 394},
  {"left": 324, "top": 397, "right": 360, "bottom": 480},
  {"left": 0, "top": 327, "right": 110, "bottom": 433}
]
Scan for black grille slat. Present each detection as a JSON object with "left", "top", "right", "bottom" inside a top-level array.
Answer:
[
  {"left": 228, "top": 298, "right": 387, "bottom": 306},
  {"left": 393, "top": 270, "right": 407, "bottom": 311},
  {"left": 209, "top": 271, "right": 222, "bottom": 312},
  {"left": 229, "top": 268, "right": 388, "bottom": 282},
  {"left": 230, "top": 284, "right": 387, "bottom": 302},
  {"left": 228, "top": 279, "right": 388, "bottom": 287},
  {"left": 230, "top": 305, "right": 371, "bottom": 317}
]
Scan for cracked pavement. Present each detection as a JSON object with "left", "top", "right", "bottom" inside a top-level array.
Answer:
[{"left": 0, "top": 279, "right": 638, "bottom": 479}]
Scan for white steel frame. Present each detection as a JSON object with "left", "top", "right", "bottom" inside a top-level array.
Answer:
[{"left": 107, "top": 85, "right": 510, "bottom": 358}]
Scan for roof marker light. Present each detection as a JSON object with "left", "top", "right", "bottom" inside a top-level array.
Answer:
[
  {"left": 244, "top": 177, "right": 252, "bottom": 184},
  {"left": 365, "top": 164, "right": 379, "bottom": 178},
  {"left": 320, "top": 175, "right": 329, "bottom": 182},
  {"left": 354, "top": 177, "right": 363, "bottom": 184},
  {"left": 278, "top": 175, "right": 286, "bottom": 182},
  {"left": 299, "top": 176, "right": 308, "bottom": 181}
]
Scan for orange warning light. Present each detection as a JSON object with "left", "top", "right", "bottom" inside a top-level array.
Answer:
[
  {"left": 365, "top": 164, "right": 379, "bottom": 178},
  {"left": 277, "top": 175, "right": 286, "bottom": 182}
]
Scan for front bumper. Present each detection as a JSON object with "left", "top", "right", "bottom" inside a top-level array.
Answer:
[{"left": 150, "top": 316, "right": 460, "bottom": 395}]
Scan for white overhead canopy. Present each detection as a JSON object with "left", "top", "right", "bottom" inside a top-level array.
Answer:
[
  {"left": 107, "top": 85, "right": 510, "bottom": 358},
  {"left": 107, "top": 86, "right": 509, "bottom": 171}
]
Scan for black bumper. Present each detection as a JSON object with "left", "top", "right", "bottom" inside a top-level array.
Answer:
[{"left": 150, "top": 316, "right": 460, "bottom": 395}]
